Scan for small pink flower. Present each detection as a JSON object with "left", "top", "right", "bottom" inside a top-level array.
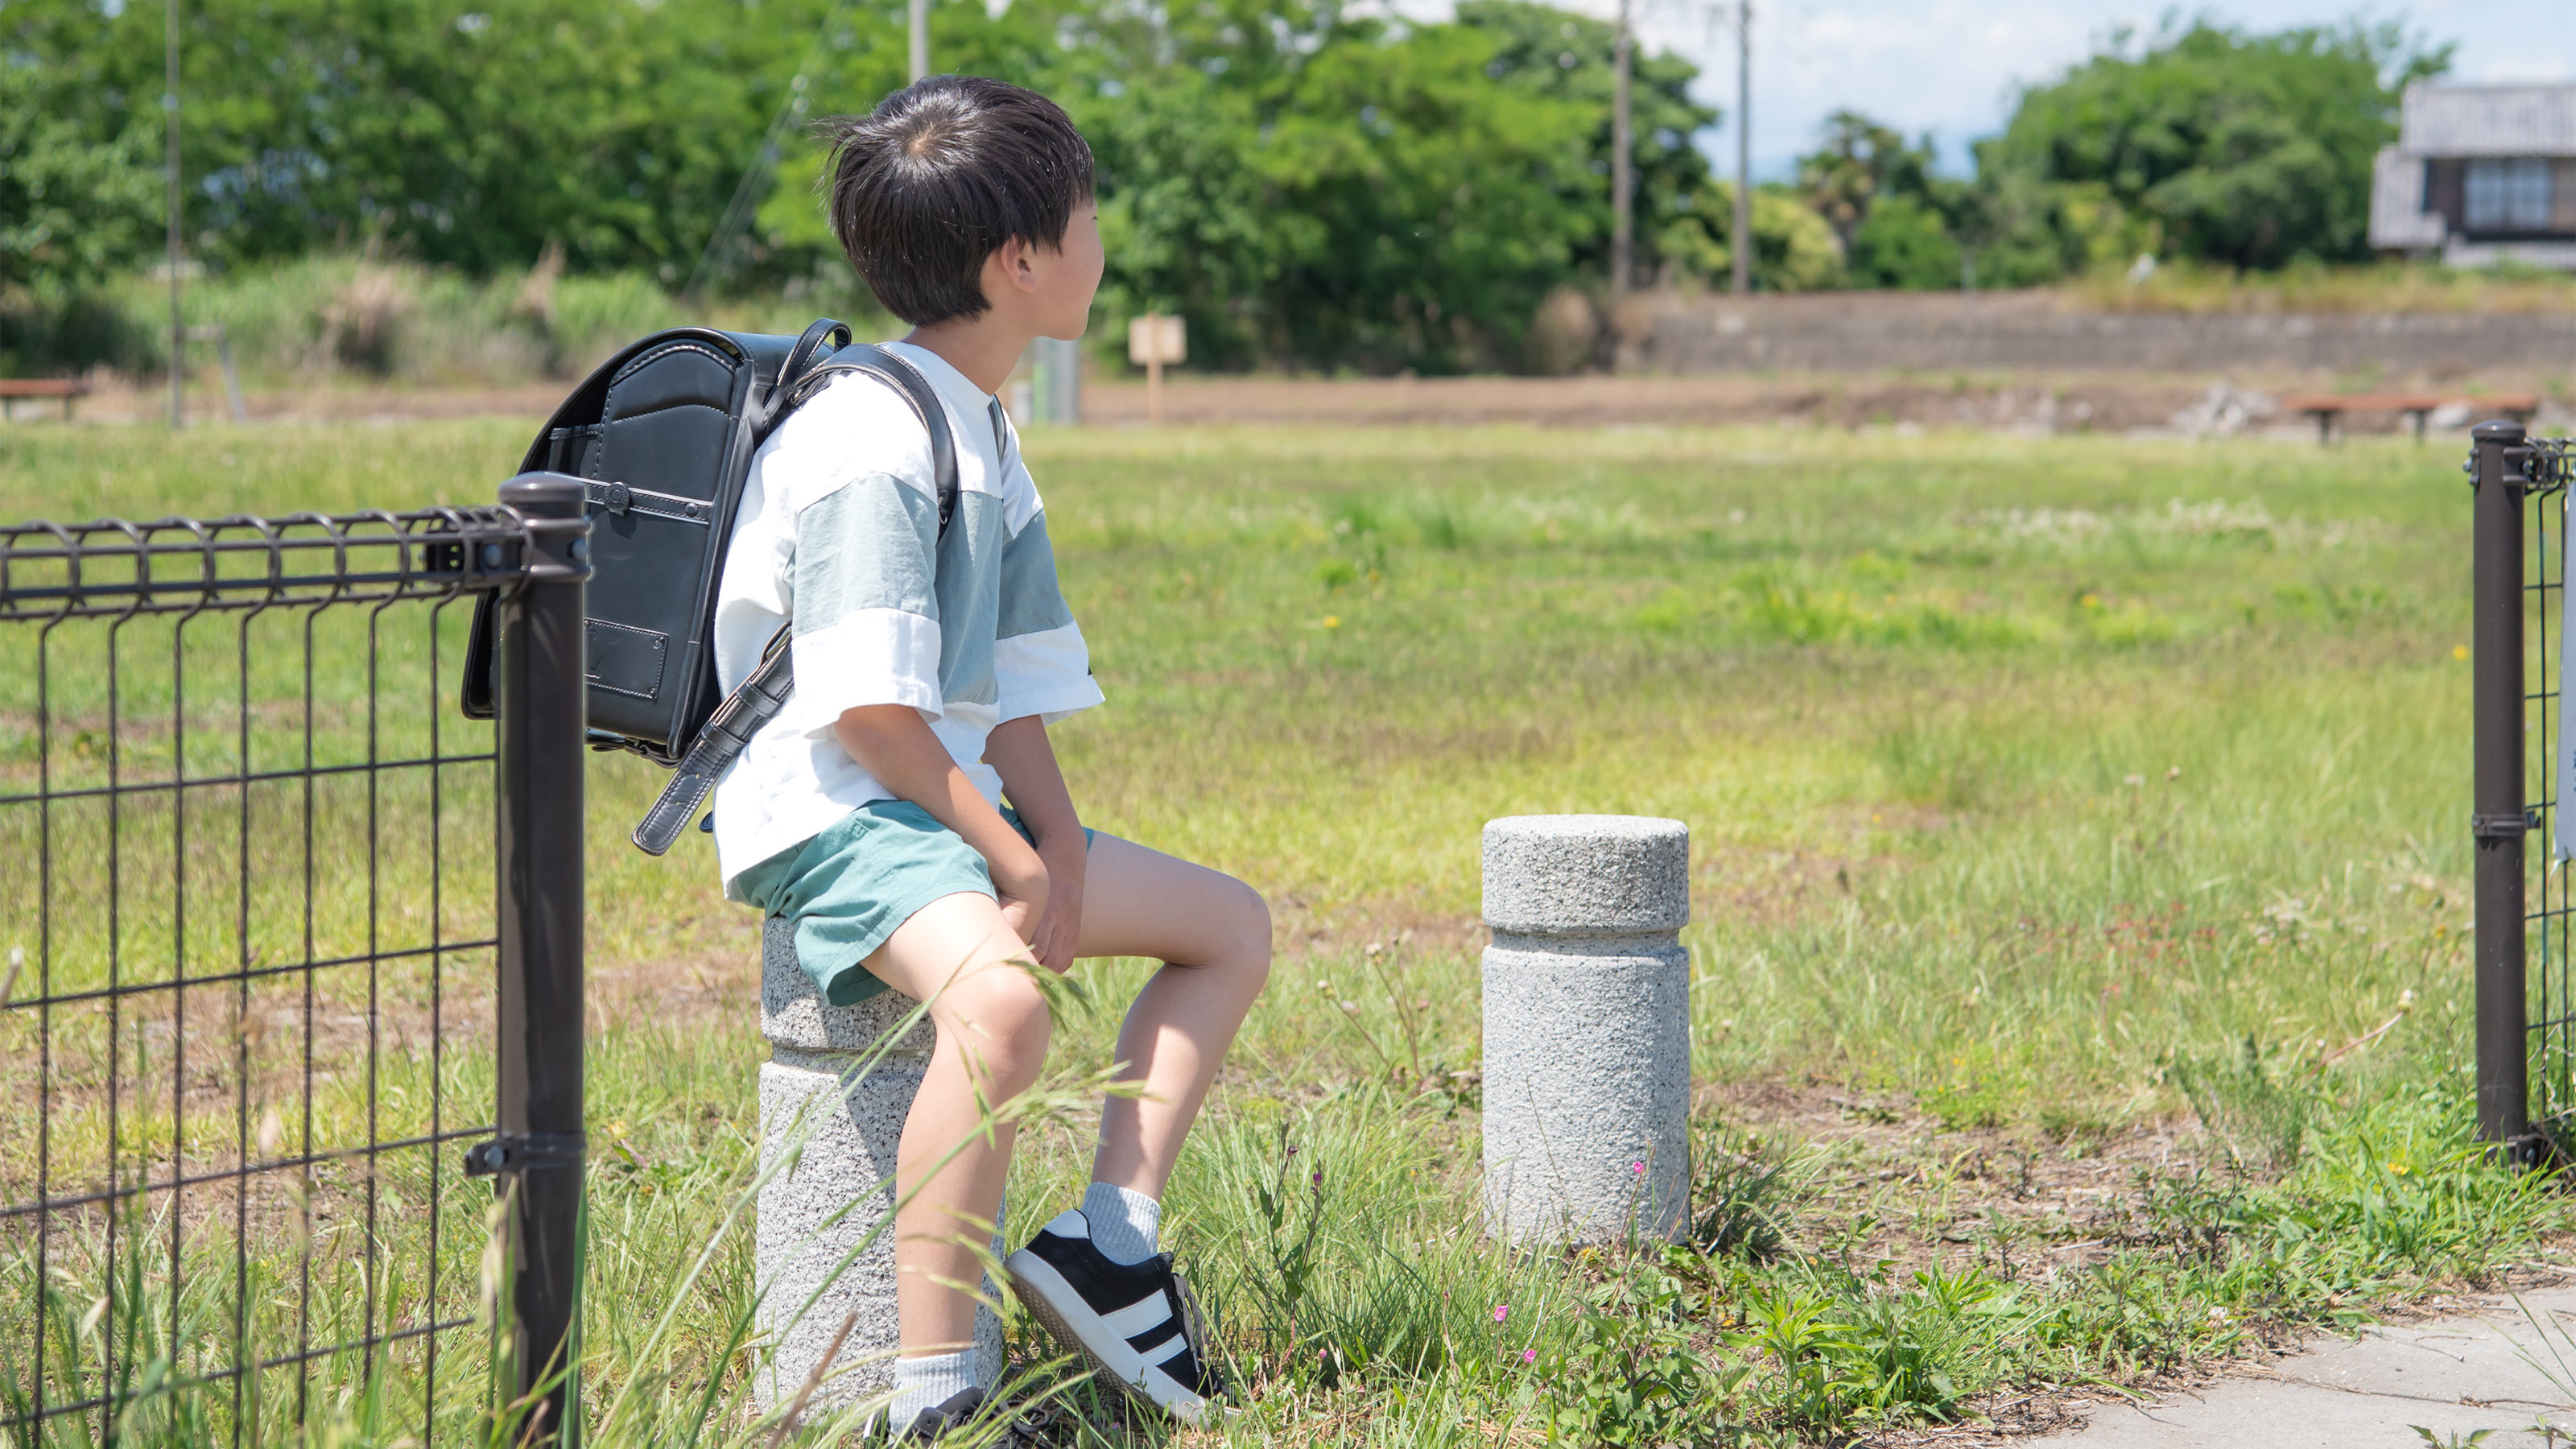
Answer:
[
  {"left": 1492, "top": 1303, "right": 1509, "bottom": 1323},
  {"left": 1521, "top": 1348, "right": 1538, "bottom": 1364},
  {"left": 1632, "top": 1160, "right": 1646, "bottom": 1174}
]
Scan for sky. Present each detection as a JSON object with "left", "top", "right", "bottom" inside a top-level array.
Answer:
[{"left": 1408, "top": 0, "right": 2570, "bottom": 180}]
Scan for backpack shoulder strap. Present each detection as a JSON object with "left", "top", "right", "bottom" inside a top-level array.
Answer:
[
  {"left": 631, "top": 341, "right": 964, "bottom": 857},
  {"left": 779, "top": 342, "right": 960, "bottom": 535}
]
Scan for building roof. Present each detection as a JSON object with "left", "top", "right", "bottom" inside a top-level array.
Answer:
[{"left": 2400, "top": 83, "right": 2576, "bottom": 159}]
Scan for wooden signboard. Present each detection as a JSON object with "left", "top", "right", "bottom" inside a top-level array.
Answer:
[{"left": 1129, "top": 313, "right": 1185, "bottom": 423}]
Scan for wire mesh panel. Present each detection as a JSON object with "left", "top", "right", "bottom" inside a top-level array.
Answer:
[
  {"left": 0, "top": 509, "right": 546, "bottom": 1446},
  {"left": 2525, "top": 436, "right": 2576, "bottom": 1134}
]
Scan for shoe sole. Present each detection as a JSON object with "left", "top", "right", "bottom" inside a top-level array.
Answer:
[{"left": 1002, "top": 1249, "right": 1212, "bottom": 1426}]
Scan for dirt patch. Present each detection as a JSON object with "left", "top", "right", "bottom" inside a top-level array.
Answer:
[
  {"left": 1075, "top": 370, "right": 2557, "bottom": 436},
  {"left": 58, "top": 369, "right": 2564, "bottom": 436}
]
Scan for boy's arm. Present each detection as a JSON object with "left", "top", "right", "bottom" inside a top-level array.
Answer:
[
  {"left": 834, "top": 704, "right": 1054, "bottom": 959},
  {"left": 983, "top": 714, "right": 1085, "bottom": 972}
]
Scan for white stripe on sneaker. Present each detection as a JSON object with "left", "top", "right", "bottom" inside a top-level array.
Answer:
[
  {"left": 1097, "top": 1293, "right": 1172, "bottom": 1340},
  {"left": 1137, "top": 1331, "right": 1189, "bottom": 1367}
]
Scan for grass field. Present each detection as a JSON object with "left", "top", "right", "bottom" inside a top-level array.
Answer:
[{"left": 1, "top": 418, "right": 2565, "bottom": 1446}]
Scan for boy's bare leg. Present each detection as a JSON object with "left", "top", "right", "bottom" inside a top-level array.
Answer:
[
  {"left": 861, "top": 891, "right": 1056, "bottom": 1358},
  {"left": 847, "top": 838, "right": 1265, "bottom": 1356},
  {"left": 1071, "top": 834, "right": 1272, "bottom": 1196}
]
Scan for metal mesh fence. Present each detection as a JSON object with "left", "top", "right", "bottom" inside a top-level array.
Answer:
[
  {"left": 2524, "top": 436, "right": 2576, "bottom": 1136},
  {"left": 0, "top": 508, "right": 549, "bottom": 1446}
]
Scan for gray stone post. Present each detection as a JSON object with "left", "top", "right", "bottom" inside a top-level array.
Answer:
[
  {"left": 1480, "top": 815, "right": 1692, "bottom": 1245},
  {"left": 753, "top": 918, "right": 1004, "bottom": 1418}
]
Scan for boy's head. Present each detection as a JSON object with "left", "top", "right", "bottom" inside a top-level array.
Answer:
[{"left": 819, "top": 76, "right": 1099, "bottom": 333}]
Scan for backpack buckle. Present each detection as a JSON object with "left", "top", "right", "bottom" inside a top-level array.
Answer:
[{"left": 603, "top": 481, "right": 633, "bottom": 516}]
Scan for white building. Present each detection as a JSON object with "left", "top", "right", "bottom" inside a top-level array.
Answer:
[{"left": 2371, "top": 82, "right": 2576, "bottom": 270}]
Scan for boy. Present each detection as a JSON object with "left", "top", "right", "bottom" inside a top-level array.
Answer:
[{"left": 710, "top": 76, "right": 1270, "bottom": 1437}]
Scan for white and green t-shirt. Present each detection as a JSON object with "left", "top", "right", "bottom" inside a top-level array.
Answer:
[{"left": 708, "top": 341, "right": 1102, "bottom": 890}]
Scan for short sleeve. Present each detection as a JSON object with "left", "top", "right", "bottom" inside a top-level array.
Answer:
[
  {"left": 993, "top": 511, "right": 1104, "bottom": 724},
  {"left": 781, "top": 473, "right": 946, "bottom": 737}
]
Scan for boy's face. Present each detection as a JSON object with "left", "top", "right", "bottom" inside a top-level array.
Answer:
[{"left": 1031, "top": 201, "right": 1104, "bottom": 341}]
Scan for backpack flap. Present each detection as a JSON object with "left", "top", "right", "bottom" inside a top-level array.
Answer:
[{"left": 460, "top": 325, "right": 840, "bottom": 751}]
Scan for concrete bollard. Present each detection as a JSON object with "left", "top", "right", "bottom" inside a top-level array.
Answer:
[
  {"left": 753, "top": 917, "right": 1004, "bottom": 1418},
  {"left": 1480, "top": 815, "right": 1692, "bottom": 1245}
]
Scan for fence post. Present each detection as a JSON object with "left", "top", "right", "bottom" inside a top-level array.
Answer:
[
  {"left": 491, "top": 473, "right": 592, "bottom": 1443},
  {"left": 2472, "top": 420, "right": 2533, "bottom": 1156}
]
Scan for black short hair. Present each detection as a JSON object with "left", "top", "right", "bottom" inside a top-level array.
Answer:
[{"left": 815, "top": 76, "right": 1095, "bottom": 327}]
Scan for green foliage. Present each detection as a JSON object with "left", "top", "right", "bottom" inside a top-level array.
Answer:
[
  {"left": 1089, "top": 12, "right": 1605, "bottom": 374},
  {"left": 2171, "top": 1035, "right": 2318, "bottom": 1172},
  {"left": 1690, "top": 1130, "right": 1810, "bottom": 1263},
  {"left": 2, "top": 0, "right": 875, "bottom": 277},
  {"left": 0, "top": 47, "right": 162, "bottom": 295},
  {"left": 1067, "top": 0, "right": 1718, "bottom": 372},
  {"left": 6, "top": 0, "right": 1728, "bottom": 374},
  {"left": 1457, "top": 0, "right": 1717, "bottom": 282},
  {"left": 1986, "top": 19, "right": 2452, "bottom": 270},
  {"left": 1850, "top": 194, "right": 1963, "bottom": 290},
  {"left": 1538, "top": 1253, "right": 1740, "bottom": 1445},
  {"left": 1797, "top": 109, "right": 1935, "bottom": 257},
  {"left": 1658, "top": 182, "right": 1847, "bottom": 291}
]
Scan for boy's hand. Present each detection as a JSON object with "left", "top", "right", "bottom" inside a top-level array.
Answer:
[
  {"left": 983, "top": 715, "right": 1088, "bottom": 973},
  {"left": 1026, "top": 833, "right": 1086, "bottom": 972},
  {"left": 989, "top": 843, "right": 1051, "bottom": 953}
]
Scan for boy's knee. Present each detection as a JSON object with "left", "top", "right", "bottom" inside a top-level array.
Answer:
[
  {"left": 1224, "top": 877, "right": 1274, "bottom": 974},
  {"left": 935, "top": 960, "right": 1053, "bottom": 1070}
]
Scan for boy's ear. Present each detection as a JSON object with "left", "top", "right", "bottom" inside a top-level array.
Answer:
[{"left": 993, "top": 236, "right": 1044, "bottom": 295}]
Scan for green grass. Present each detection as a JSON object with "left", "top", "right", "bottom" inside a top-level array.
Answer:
[{"left": 1, "top": 419, "right": 2564, "bottom": 1445}]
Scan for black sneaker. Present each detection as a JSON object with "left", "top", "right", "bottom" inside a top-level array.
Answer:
[
  {"left": 898, "top": 1385, "right": 983, "bottom": 1443},
  {"left": 899, "top": 1386, "right": 1054, "bottom": 1446},
  {"left": 1004, "top": 1210, "right": 1225, "bottom": 1423}
]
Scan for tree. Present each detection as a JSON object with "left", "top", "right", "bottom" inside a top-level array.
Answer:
[
  {"left": 1795, "top": 110, "right": 1932, "bottom": 257},
  {"left": 6, "top": 0, "right": 1724, "bottom": 370},
  {"left": 1658, "top": 183, "right": 1843, "bottom": 292},
  {"left": 1071, "top": 5, "right": 1606, "bottom": 373},
  {"left": 0, "top": 51, "right": 161, "bottom": 295},
  {"left": 4, "top": 0, "right": 848, "bottom": 275},
  {"left": 1848, "top": 196, "right": 1959, "bottom": 290},
  {"left": 1986, "top": 19, "right": 2450, "bottom": 270},
  {"left": 1455, "top": 0, "right": 1719, "bottom": 285}
]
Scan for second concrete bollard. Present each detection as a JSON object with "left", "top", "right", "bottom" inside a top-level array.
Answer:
[{"left": 1480, "top": 815, "right": 1692, "bottom": 1245}]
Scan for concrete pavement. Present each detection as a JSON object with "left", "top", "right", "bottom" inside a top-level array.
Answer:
[{"left": 2040, "top": 1286, "right": 2576, "bottom": 1447}]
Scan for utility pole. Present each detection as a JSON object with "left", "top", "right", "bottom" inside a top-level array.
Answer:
[
  {"left": 1731, "top": 0, "right": 1751, "bottom": 295},
  {"left": 1610, "top": 0, "right": 1634, "bottom": 300},
  {"left": 908, "top": 0, "right": 928, "bottom": 81},
  {"left": 165, "top": 0, "right": 184, "bottom": 429}
]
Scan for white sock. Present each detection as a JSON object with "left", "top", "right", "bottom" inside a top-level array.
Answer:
[
  {"left": 887, "top": 1348, "right": 975, "bottom": 1427},
  {"left": 1081, "top": 1181, "right": 1162, "bottom": 1265}
]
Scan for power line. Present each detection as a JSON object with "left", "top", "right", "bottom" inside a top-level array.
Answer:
[{"left": 683, "top": 0, "right": 858, "bottom": 301}]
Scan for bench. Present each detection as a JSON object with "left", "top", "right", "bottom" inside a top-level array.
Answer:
[
  {"left": 2281, "top": 392, "right": 2540, "bottom": 444},
  {"left": 0, "top": 378, "right": 92, "bottom": 422}
]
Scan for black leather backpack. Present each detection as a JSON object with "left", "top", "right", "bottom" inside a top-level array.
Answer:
[{"left": 462, "top": 319, "right": 957, "bottom": 854}]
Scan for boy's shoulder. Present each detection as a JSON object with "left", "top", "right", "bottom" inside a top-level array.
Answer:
[{"left": 758, "top": 367, "right": 941, "bottom": 511}]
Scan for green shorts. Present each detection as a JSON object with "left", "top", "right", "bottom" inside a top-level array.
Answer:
[{"left": 733, "top": 799, "right": 1093, "bottom": 1007}]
